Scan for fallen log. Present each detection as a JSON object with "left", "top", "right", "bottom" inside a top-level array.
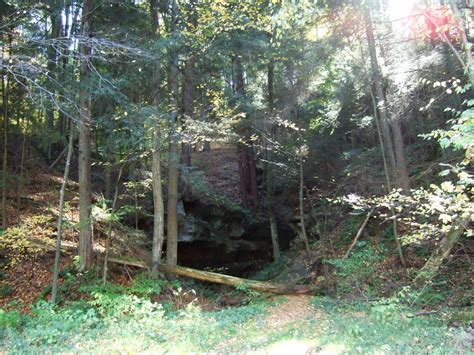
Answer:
[
  {"left": 343, "top": 208, "right": 374, "bottom": 259},
  {"left": 414, "top": 219, "right": 469, "bottom": 287},
  {"left": 108, "top": 257, "right": 316, "bottom": 295},
  {"left": 28, "top": 239, "right": 317, "bottom": 295}
]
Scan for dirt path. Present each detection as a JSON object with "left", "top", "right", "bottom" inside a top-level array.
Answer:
[
  {"left": 247, "top": 295, "right": 320, "bottom": 354},
  {"left": 265, "top": 295, "right": 317, "bottom": 330}
]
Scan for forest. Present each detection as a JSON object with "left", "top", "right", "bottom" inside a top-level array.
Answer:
[{"left": 0, "top": 0, "right": 473, "bottom": 353}]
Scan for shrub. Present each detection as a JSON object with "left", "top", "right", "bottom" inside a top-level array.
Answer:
[
  {"left": 130, "top": 273, "right": 163, "bottom": 297},
  {"left": 323, "top": 241, "right": 384, "bottom": 295},
  {"left": 0, "top": 309, "right": 22, "bottom": 329}
]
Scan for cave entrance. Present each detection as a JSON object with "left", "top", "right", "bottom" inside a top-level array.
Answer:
[
  {"left": 175, "top": 222, "right": 296, "bottom": 277},
  {"left": 127, "top": 202, "right": 297, "bottom": 278}
]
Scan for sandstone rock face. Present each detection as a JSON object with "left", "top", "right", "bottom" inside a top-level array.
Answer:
[
  {"left": 175, "top": 169, "right": 295, "bottom": 275},
  {"left": 177, "top": 200, "right": 274, "bottom": 276}
]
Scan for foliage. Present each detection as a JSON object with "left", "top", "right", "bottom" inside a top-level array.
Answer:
[
  {"left": 78, "top": 279, "right": 164, "bottom": 319},
  {"left": 185, "top": 170, "right": 246, "bottom": 214},
  {"left": 425, "top": 94, "right": 474, "bottom": 153},
  {"left": 324, "top": 242, "right": 384, "bottom": 295},
  {"left": 324, "top": 242, "right": 383, "bottom": 278},
  {"left": 1, "top": 280, "right": 472, "bottom": 353},
  {"left": 0, "top": 309, "right": 22, "bottom": 330},
  {"left": 0, "top": 282, "right": 271, "bottom": 353},
  {"left": 0, "top": 215, "right": 53, "bottom": 268},
  {"left": 310, "top": 296, "right": 472, "bottom": 353},
  {"left": 1, "top": 2, "right": 473, "bottom": 353},
  {"left": 253, "top": 256, "right": 289, "bottom": 282},
  {"left": 129, "top": 273, "right": 164, "bottom": 298},
  {"left": 338, "top": 170, "right": 473, "bottom": 248}
]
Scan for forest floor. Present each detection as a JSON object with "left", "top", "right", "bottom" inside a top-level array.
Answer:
[
  {"left": 1, "top": 145, "right": 473, "bottom": 353},
  {"left": 2, "top": 290, "right": 472, "bottom": 353}
]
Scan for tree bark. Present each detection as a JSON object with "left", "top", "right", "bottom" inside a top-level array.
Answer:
[
  {"left": 182, "top": 54, "right": 195, "bottom": 167},
  {"left": 17, "top": 120, "right": 27, "bottom": 223},
  {"left": 104, "top": 159, "right": 112, "bottom": 202},
  {"left": 370, "top": 88, "right": 407, "bottom": 268},
  {"left": 233, "top": 56, "right": 258, "bottom": 210},
  {"left": 365, "top": 6, "right": 410, "bottom": 193},
  {"left": 152, "top": 131, "right": 165, "bottom": 275},
  {"left": 266, "top": 58, "right": 280, "bottom": 260},
  {"left": 51, "top": 126, "right": 75, "bottom": 304},
  {"left": 107, "top": 259, "right": 315, "bottom": 295},
  {"left": 449, "top": 0, "right": 474, "bottom": 85},
  {"left": 102, "top": 165, "right": 124, "bottom": 284},
  {"left": 166, "top": 0, "right": 180, "bottom": 267},
  {"left": 390, "top": 118, "right": 411, "bottom": 192},
  {"left": 363, "top": 7, "right": 397, "bottom": 178},
  {"left": 414, "top": 220, "right": 468, "bottom": 286},
  {"left": 1, "top": 72, "right": 7, "bottom": 231},
  {"left": 1, "top": 34, "right": 11, "bottom": 230},
  {"left": 181, "top": 0, "right": 196, "bottom": 167},
  {"left": 343, "top": 208, "right": 374, "bottom": 259},
  {"left": 149, "top": 0, "right": 165, "bottom": 277},
  {"left": 286, "top": 61, "right": 297, "bottom": 116},
  {"left": 46, "top": 0, "right": 64, "bottom": 162},
  {"left": 299, "top": 150, "right": 310, "bottom": 253},
  {"left": 78, "top": 0, "right": 94, "bottom": 271}
]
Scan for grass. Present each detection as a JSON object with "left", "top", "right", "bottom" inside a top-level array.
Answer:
[{"left": 1, "top": 281, "right": 472, "bottom": 354}]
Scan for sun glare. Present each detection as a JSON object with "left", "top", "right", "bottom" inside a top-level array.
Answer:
[{"left": 388, "top": 0, "right": 418, "bottom": 22}]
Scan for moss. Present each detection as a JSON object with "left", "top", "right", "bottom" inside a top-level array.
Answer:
[
  {"left": 186, "top": 170, "right": 248, "bottom": 214},
  {"left": 448, "top": 309, "right": 474, "bottom": 327}
]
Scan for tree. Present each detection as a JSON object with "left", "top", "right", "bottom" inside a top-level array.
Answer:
[
  {"left": 149, "top": 0, "right": 165, "bottom": 277},
  {"left": 1, "top": 32, "right": 10, "bottom": 230},
  {"left": 51, "top": 126, "right": 75, "bottom": 304},
  {"left": 166, "top": 0, "right": 180, "bottom": 267},
  {"left": 363, "top": 5, "right": 410, "bottom": 193},
  {"left": 266, "top": 54, "right": 280, "bottom": 260},
  {"left": 45, "top": 0, "right": 65, "bottom": 162},
  {"left": 181, "top": 0, "right": 196, "bottom": 167},
  {"left": 78, "top": 0, "right": 94, "bottom": 271},
  {"left": 234, "top": 55, "right": 258, "bottom": 210}
]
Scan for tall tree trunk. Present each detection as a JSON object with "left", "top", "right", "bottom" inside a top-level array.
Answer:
[
  {"left": 370, "top": 89, "right": 407, "bottom": 268},
  {"left": 102, "top": 165, "right": 124, "bottom": 284},
  {"left": 46, "top": 0, "right": 64, "bottom": 162},
  {"left": 181, "top": 0, "right": 196, "bottom": 167},
  {"left": 78, "top": 0, "right": 94, "bottom": 271},
  {"left": 17, "top": 120, "right": 27, "bottom": 223},
  {"left": 299, "top": 149, "right": 310, "bottom": 253},
  {"left": 266, "top": 58, "right": 280, "bottom": 261},
  {"left": 414, "top": 220, "right": 468, "bottom": 286},
  {"left": 233, "top": 56, "right": 258, "bottom": 210},
  {"left": 182, "top": 54, "right": 195, "bottom": 167},
  {"left": 364, "top": 6, "right": 408, "bottom": 267},
  {"left": 166, "top": 0, "right": 180, "bottom": 267},
  {"left": 1, "top": 72, "right": 8, "bottom": 231},
  {"left": 104, "top": 159, "right": 112, "bottom": 202},
  {"left": 1, "top": 34, "right": 10, "bottom": 230},
  {"left": 61, "top": 0, "right": 79, "bottom": 136},
  {"left": 286, "top": 61, "right": 298, "bottom": 120},
  {"left": 449, "top": 0, "right": 474, "bottom": 85},
  {"left": 51, "top": 125, "right": 75, "bottom": 305},
  {"left": 152, "top": 130, "right": 165, "bottom": 275},
  {"left": 390, "top": 119, "right": 411, "bottom": 192},
  {"left": 149, "top": 0, "right": 165, "bottom": 277},
  {"left": 201, "top": 92, "right": 211, "bottom": 152},
  {"left": 365, "top": 6, "right": 411, "bottom": 193},
  {"left": 363, "top": 7, "right": 397, "bottom": 178}
]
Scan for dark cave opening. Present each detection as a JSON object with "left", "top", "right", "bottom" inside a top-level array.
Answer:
[
  {"left": 124, "top": 201, "right": 297, "bottom": 277},
  {"left": 176, "top": 221, "right": 297, "bottom": 277}
]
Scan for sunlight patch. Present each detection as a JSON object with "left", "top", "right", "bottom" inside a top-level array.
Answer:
[{"left": 257, "top": 339, "right": 346, "bottom": 355}]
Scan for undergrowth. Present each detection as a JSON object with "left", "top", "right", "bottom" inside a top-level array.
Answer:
[
  {"left": 323, "top": 241, "right": 385, "bottom": 296},
  {"left": 1, "top": 273, "right": 471, "bottom": 353}
]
